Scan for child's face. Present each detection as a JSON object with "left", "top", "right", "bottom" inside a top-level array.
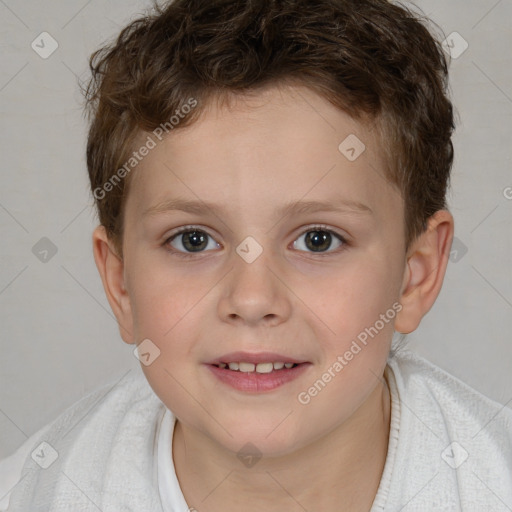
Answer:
[{"left": 118, "top": 84, "right": 408, "bottom": 455}]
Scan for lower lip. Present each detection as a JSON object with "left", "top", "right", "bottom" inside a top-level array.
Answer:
[{"left": 205, "top": 363, "right": 311, "bottom": 392}]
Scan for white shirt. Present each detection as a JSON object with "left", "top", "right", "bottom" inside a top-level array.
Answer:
[
  {"left": 1, "top": 349, "right": 512, "bottom": 511},
  {"left": 156, "top": 405, "right": 190, "bottom": 511}
]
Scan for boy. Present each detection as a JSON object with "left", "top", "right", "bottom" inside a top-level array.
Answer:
[{"left": 1, "top": 0, "right": 511, "bottom": 510}]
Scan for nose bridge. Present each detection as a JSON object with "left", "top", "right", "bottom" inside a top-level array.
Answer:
[{"left": 218, "top": 240, "right": 290, "bottom": 325}]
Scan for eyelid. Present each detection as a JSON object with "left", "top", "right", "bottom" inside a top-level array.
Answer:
[
  {"left": 166, "top": 224, "right": 216, "bottom": 239},
  {"left": 298, "top": 223, "right": 348, "bottom": 240}
]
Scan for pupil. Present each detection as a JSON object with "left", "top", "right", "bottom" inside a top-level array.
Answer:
[
  {"left": 183, "top": 231, "right": 207, "bottom": 252},
  {"left": 306, "top": 231, "right": 331, "bottom": 252}
]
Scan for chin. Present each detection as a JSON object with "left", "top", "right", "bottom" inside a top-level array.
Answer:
[{"left": 208, "top": 421, "right": 307, "bottom": 459}]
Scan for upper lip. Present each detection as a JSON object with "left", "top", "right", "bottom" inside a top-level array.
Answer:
[{"left": 206, "top": 351, "right": 309, "bottom": 365}]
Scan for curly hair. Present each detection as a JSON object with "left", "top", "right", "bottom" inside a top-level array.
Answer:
[{"left": 82, "top": 0, "right": 455, "bottom": 257}]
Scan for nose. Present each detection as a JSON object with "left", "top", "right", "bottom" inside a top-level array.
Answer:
[{"left": 217, "top": 247, "right": 292, "bottom": 328}]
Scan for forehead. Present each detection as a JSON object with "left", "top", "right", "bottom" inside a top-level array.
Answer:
[{"left": 126, "top": 84, "right": 402, "bottom": 226}]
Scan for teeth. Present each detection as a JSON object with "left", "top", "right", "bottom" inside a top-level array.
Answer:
[
  {"left": 239, "top": 362, "right": 255, "bottom": 372},
  {"left": 255, "top": 362, "right": 273, "bottom": 373},
  {"left": 218, "top": 361, "right": 297, "bottom": 373}
]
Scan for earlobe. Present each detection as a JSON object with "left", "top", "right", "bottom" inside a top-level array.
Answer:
[
  {"left": 395, "top": 210, "right": 454, "bottom": 334},
  {"left": 92, "top": 226, "right": 134, "bottom": 344}
]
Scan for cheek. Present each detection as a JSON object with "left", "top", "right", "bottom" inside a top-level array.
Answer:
[
  {"left": 300, "top": 256, "right": 398, "bottom": 391},
  {"left": 308, "top": 258, "right": 398, "bottom": 336},
  {"left": 130, "top": 274, "right": 205, "bottom": 418},
  {"left": 126, "top": 258, "right": 214, "bottom": 389},
  {"left": 126, "top": 254, "right": 205, "bottom": 338},
  {"left": 296, "top": 270, "right": 394, "bottom": 424}
]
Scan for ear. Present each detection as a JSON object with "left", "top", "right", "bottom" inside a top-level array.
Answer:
[
  {"left": 395, "top": 209, "right": 454, "bottom": 334},
  {"left": 92, "top": 225, "right": 135, "bottom": 344}
]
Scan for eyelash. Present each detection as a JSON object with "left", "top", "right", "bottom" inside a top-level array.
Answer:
[{"left": 163, "top": 225, "right": 349, "bottom": 259}]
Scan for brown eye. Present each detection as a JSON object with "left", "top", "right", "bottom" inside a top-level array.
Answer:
[
  {"left": 167, "top": 228, "right": 219, "bottom": 254},
  {"left": 293, "top": 227, "right": 346, "bottom": 254}
]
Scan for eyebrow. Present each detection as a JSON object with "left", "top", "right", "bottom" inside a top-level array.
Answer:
[{"left": 143, "top": 197, "right": 373, "bottom": 219}]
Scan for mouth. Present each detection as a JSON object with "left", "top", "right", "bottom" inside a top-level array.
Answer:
[
  {"left": 205, "top": 352, "right": 311, "bottom": 392},
  {"left": 211, "top": 361, "right": 301, "bottom": 373}
]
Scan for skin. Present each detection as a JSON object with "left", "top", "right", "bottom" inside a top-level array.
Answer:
[{"left": 93, "top": 83, "right": 454, "bottom": 511}]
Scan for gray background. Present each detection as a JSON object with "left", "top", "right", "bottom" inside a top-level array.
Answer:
[{"left": 0, "top": 0, "right": 511, "bottom": 459}]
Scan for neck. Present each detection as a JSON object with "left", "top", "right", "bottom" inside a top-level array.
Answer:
[{"left": 172, "top": 375, "right": 391, "bottom": 512}]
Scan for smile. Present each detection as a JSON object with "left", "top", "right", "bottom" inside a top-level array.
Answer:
[
  {"left": 206, "top": 361, "right": 311, "bottom": 392},
  {"left": 214, "top": 361, "right": 298, "bottom": 373}
]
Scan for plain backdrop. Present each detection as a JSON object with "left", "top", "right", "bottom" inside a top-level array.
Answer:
[{"left": 0, "top": 0, "right": 511, "bottom": 459}]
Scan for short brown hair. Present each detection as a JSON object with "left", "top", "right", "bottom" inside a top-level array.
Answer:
[{"left": 83, "top": 0, "right": 455, "bottom": 257}]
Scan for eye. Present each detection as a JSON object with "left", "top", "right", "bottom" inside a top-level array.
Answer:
[
  {"left": 292, "top": 226, "right": 347, "bottom": 254},
  {"left": 164, "top": 224, "right": 348, "bottom": 258},
  {"left": 165, "top": 227, "right": 220, "bottom": 257}
]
